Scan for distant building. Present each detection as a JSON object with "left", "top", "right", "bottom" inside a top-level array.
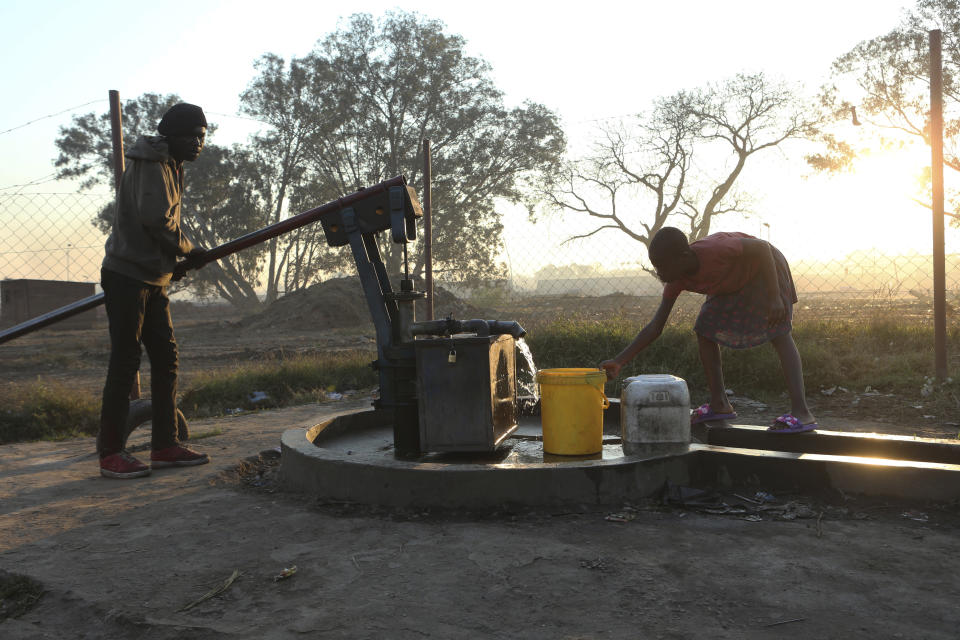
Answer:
[
  {"left": 535, "top": 274, "right": 661, "bottom": 297},
  {"left": 0, "top": 279, "right": 98, "bottom": 329}
]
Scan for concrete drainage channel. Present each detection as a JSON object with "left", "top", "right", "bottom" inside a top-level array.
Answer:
[{"left": 279, "top": 402, "right": 960, "bottom": 508}]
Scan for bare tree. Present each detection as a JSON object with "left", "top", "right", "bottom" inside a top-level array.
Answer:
[{"left": 547, "top": 73, "right": 818, "bottom": 252}]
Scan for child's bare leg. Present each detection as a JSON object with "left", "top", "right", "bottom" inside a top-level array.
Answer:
[
  {"left": 697, "top": 333, "right": 734, "bottom": 413},
  {"left": 771, "top": 332, "right": 816, "bottom": 424}
]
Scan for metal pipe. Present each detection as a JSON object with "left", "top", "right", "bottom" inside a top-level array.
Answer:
[
  {"left": 409, "top": 318, "right": 456, "bottom": 337},
  {"left": 459, "top": 320, "right": 491, "bottom": 337},
  {"left": 409, "top": 318, "right": 526, "bottom": 339},
  {"left": 0, "top": 293, "right": 105, "bottom": 344},
  {"left": 200, "top": 175, "right": 408, "bottom": 265}
]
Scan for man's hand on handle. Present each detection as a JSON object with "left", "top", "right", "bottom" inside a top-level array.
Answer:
[{"left": 172, "top": 247, "right": 208, "bottom": 281}]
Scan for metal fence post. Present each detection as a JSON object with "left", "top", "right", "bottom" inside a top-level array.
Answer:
[
  {"left": 423, "top": 138, "right": 433, "bottom": 321},
  {"left": 929, "top": 30, "right": 948, "bottom": 380}
]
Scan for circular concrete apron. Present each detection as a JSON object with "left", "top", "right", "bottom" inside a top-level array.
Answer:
[{"left": 280, "top": 409, "right": 694, "bottom": 508}]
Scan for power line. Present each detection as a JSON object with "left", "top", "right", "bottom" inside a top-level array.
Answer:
[
  {"left": 0, "top": 99, "right": 106, "bottom": 137},
  {"left": 0, "top": 172, "right": 62, "bottom": 193},
  {"left": 205, "top": 111, "right": 266, "bottom": 124},
  {"left": 0, "top": 245, "right": 102, "bottom": 255},
  {"left": 0, "top": 162, "right": 97, "bottom": 193}
]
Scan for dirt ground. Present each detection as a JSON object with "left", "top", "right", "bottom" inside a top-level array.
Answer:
[
  {"left": 2, "top": 285, "right": 960, "bottom": 637},
  {"left": 1, "top": 399, "right": 959, "bottom": 639}
]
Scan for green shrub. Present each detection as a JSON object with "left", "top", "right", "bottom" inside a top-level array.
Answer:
[
  {"left": 2, "top": 318, "right": 957, "bottom": 444},
  {"left": 525, "top": 315, "right": 960, "bottom": 406},
  {"left": 0, "top": 382, "right": 99, "bottom": 444}
]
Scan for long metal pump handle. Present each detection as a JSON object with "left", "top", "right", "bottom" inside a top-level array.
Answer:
[{"left": 0, "top": 176, "right": 408, "bottom": 345}]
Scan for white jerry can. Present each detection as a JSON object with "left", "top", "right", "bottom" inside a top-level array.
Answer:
[{"left": 621, "top": 374, "right": 691, "bottom": 456}]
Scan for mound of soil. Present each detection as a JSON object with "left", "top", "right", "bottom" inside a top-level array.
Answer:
[{"left": 240, "top": 277, "right": 486, "bottom": 332}]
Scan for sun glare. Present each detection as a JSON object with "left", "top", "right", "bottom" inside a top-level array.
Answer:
[
  {"left": 776, "top": 145, "right": 937, "bottom": 261},
  {"left": 851, "top": 147, "right": 932, "bottom": 247}
]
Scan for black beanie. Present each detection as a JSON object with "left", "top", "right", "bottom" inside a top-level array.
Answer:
[{"left": 157, "top": 103, "right": 207, "bottom": 136}]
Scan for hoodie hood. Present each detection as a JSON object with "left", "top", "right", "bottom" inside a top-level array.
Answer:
[{"left": 125, "top": 135, "right": 172, "bottom": 163}]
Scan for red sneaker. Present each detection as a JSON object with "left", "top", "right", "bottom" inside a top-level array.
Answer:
[
  {"left": 100, "top": 451, "right": 151, "bottom": 479},
  {"left": 150, "top": 445, "right": 210, "bottom": 468}
]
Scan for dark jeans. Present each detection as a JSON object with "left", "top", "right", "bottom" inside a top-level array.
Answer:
[{"left": 98, "top": 268, "right": 180, "bottom": 456}]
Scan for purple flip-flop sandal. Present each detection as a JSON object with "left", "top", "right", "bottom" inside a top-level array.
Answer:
[
  {"left": 768, "top": 414, "right": 817, "bottom": 434},
  {"left": 690, "top": 403, "right": 738, "bottom": 425}
]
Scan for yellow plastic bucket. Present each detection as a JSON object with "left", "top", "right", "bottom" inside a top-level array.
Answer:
[{"left": 537, "top": 368, "right": 610, "bottom": 455}]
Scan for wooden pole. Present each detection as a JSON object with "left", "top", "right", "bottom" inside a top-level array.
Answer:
[
  {"left": 423, "top": 138, "right": 434, "bottom": 321},
  {"left": 929, "top": 30, "right": 948, "bottom": 379},
  {"left": 107, "top": 90, "right": 141, "bottom": 400},
  {"left": 108, "top": 90, "right": 125, "bottom": 192}
]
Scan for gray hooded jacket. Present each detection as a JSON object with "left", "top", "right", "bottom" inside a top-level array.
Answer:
[{"left": 101, "top": 135, "right": 195, "bottom": 286}]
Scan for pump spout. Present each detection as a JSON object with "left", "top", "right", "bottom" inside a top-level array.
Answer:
[{"left": 484, "top": 320, "right": 526, "bottom": 339}]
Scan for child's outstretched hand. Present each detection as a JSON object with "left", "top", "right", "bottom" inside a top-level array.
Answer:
[{"left": 600, "top": 359, "right": 622, "bottom": 380}]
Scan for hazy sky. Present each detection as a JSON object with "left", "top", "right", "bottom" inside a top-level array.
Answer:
[{"left": 2, "top": 0, "right": 951, "bottom": 266}]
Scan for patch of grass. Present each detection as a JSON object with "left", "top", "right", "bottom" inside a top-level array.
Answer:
[
  {"left": 0, "top": 571, "right": 45, "bottom": 620},
  {"left": 0, "top": 381, "right": 100, "bottom": 445},
  {"left": 180, "top": 350, "right": 377, "bottom": 417},
  {"left": 526, "top": 314, "right": 703, "bottom": 392},
  {"left": 3, "top": 320, "right": 957, "bottom": 444},
  {"left": 526, "top": 315, "right": 960, "bottom": 409},
  {"left": 0, "top": 350, "right": 378, "bottom": 444},
  {"left": 189, "top": 426, "right": 224, "bottom": 440}
]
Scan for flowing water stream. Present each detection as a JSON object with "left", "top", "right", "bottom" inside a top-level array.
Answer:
[{"left": 515, "top": 337, "right": 539, "bottom": 407}]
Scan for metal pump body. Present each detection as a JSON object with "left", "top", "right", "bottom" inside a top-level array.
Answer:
[{"left": 314, "top": 177, "right": 525, "bottom": 457}]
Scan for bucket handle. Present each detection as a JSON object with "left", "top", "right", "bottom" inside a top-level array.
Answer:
[{"left": 597, "top": 384, "right": 610, "bottom": 410}]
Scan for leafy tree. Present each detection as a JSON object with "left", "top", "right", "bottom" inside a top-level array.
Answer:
[
  {"left": 178, "top": 145, "right": 270, "bottom": 307},
  {"left": 546, "top": 73, "right": 817, "bottom": 254},
  {"left": 238, "top": 54, "right": 345, "bottom": 301},
  {"left": 809, "top": 0, "right": 960, "bottom": 224},
  {"left": 277, "top": 10, "right": 566, "bottom": 282},
  {"left": 55, "top": 10, "right": 566, "bottom": 307}
]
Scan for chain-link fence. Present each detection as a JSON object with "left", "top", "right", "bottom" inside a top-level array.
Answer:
[
  {"left": 467, "top": 234, "right": 960, "bottom": 328},
  {"left": 2, "top": 191, "right": 959, "bottom": 329},
  {"left": 0, "top": 193, "right": 110, "bottom": 283}
]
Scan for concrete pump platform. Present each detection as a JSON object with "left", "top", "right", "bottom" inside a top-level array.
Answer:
[{"left": 280, "top": 403, "right": 960, "bottom": 508}]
